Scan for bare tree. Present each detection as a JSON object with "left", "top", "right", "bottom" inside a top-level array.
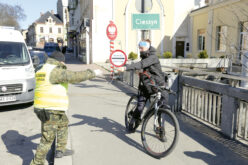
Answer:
[
  {"left": 217, "top": 3, "right": 248, "bottom": 56},
  {"left": 0, "top": 3, "right": 26, "bottom": 29},
  {"left": 210, "top": 2, "right": 248, "bottom": 87}
]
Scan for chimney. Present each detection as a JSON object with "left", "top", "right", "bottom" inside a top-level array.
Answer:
[{"left": 51, "top": 10, "right": 54, "bottom": 14}]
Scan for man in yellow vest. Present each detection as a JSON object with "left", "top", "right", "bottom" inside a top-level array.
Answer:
[{"left": 30, "top": 51, "right": 102, "bottom": 165}]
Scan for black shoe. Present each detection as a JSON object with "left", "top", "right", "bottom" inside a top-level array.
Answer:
[
  {"left": 134, "top": 117, "right": 141, "bottom": 128},
  {"left": 127, "top": 111, "right": 133, "bottom": 118},
  {"left": 55, "top": 149, "right": 74, "bottom": 158},
  {"left": 132, "top": 109, "right": 141, "bottom": 119},
  {"left": 128, "top": 116, "right": 141, "bottom": 133},
  {"left": 156, "top": 127, "right": 167, "bottom": 142},
  {"left": 127, "top": 110, "right": 142, "bottom": 133}
]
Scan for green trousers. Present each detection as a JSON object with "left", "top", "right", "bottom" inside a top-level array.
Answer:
[{"left": 30, "top": 110, "right": 69, "bottom": 165}]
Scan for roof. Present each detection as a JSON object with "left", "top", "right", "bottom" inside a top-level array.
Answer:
[
  {"left": 190, "top": 5, "right": 209, "bottom": 13},
  {"left": 35, "top": 11, "right": 63, "bottom": 25},
  {"left": 54, "top": 14, "right": 61, "bottom": 20},
  {"left": 0, "top": 28, "right": 25, "bottom": 43}
]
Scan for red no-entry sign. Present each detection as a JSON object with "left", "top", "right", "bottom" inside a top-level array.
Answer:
[
  {"left": 109, "top": 50, "right": 127, "bottom": 67},
  {"left": 106, "top": 21, "right": 117, "bottom": 40}
]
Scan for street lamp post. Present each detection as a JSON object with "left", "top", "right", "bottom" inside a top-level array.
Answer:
[{"left": 141, "top": 0, "right": 145, "bottom": 39}]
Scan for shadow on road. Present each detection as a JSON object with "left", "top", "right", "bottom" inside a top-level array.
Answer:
[
  {"left": 1, "top": 130, "right": 40, "bottom": 165},
  {"left": 0, "top": 103, "right": 33, "bottom": 112},
  {"left": 89, "top": 78, "right": 108, "bottom": 83},
  {"left": 65, "top": 54, "right": 83, "bottom": 65},
  {"left": 74, "top": 84, "right": 103, "bottom": 89},
  {"left": 74, "top": 81, "right": 132, "bottom": 94},
  {"left": 69, "top": 114, "right": 146, "bottom": 155},
  {"left": 184, "top": 151, "right": 220, "bottom": 165},
  {"left": 106, "top": 79, "right": 137, "bottom": 96}
]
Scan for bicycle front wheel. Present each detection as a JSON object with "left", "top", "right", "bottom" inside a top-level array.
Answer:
[{"left": 141, "top": 108, "right": 179, "bottom": 159}]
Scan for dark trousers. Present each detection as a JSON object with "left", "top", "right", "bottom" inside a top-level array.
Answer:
[{"left": 134, "top": 92, "right": 167, "bottom": 119}]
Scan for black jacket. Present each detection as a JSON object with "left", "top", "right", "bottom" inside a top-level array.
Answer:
[{"left": 126, "top": 46, "right": 165, "bottom": 85}]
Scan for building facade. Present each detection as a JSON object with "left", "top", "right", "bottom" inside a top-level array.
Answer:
[
  {"left": 190, "top": 0, "right": 248, "bottom": 61},
  {"left": 68, "top": 0, "right": 207, "bottom": 64},
  {"left": 68, "top": 0, "right": 83, "bottom": 59},
  {"left": 57, "top": 0, "right": 69, "bottom": 46},
  {"left": 27, "top": 11, "right": 64, "bottom": 48}
]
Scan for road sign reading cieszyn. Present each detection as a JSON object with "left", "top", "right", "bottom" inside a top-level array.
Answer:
[
  {"left": 132, "top": 13, "right": 160, "bottom": 30},
  {"left": 110, "top": 50, "right": 127, "bottom": 67}
]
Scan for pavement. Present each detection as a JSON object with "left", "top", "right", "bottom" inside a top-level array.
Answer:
[
  {"left": 55, "top": 54, "right": 109, "bottom": 165},
  {"left": 57, "top": 54, "right": 248, "bottom": 165},
  {"left": 0, "top": 53, "right": 247, "bottom": 165}
]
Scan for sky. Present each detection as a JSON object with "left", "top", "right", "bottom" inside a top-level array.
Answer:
[{"left": 0, "top": 0, "right": 58, "bottom": 29}]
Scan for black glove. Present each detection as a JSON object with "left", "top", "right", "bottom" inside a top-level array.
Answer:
[{"left": 34, "top": 109, "right": 50, "bottom": 122}]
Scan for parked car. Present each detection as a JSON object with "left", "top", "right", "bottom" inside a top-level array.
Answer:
[
  {"left": 66, "top": 47, "right": 73, "bottom": 53},
  {"left": 29, "top": 50, "right": 48, "bottom": 72},
  {"left": 43, "top": 42, "right": 60, "bottom": 57},
  {"left": 0, "top": 26, "right": 35, "bottom": 106},
  {"left": 27, "top": 46, "right": 33, "bottom": 51},
  {"left": 33, "top": 47, "right": 43, "bottom": 51}
]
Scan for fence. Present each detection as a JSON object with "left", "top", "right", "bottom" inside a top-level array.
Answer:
[
  {"left": 182, "top": 86, "right": 222, "bottom": 128},
  {"left": 237, "top": 101, "right": 248, "bottom": 141},
  {"left": 121, "top": 67, "right": 248, "bottom": 144}
]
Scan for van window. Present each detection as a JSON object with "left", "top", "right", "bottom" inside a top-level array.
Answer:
[{"left": 0, "top": 41, "right": 30, "bottom": 66}]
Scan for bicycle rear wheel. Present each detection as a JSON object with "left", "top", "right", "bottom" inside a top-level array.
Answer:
[
  {"left": 125, "top": 95, "right": 138, "bottom": 132},
  {"left": 141, "top": 108, "right": 179, "bottom": 159}
]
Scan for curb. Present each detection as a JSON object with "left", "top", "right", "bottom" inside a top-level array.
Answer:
[{"left": 95, "top": 63, "right": 111, "bottom": 72}]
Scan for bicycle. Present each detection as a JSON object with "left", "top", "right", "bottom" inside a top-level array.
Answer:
[{"left": 125, "top": 84, "right": 179, "bottom": 159}]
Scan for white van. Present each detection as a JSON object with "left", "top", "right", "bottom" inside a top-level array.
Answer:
[{"left": 0, "top": 27, "right": 35, "bottom": 106}]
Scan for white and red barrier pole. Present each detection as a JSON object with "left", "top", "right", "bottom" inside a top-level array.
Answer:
[
  {"left": 106, "top": 21, "right": 117, "bottom": 81},
  {"left": 110, "top": 40, "right": 114, "bottom": 79}
]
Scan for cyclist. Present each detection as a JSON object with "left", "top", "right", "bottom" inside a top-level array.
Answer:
[{"left": 119, "top": 39, "right": 166, "bottom": 131}]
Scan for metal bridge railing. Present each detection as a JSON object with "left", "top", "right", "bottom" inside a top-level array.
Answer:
[
  {"left": 182, "top": 86, "right": 222, "bottom": 128},
  {"left": 121, "top": 66, "right": 248, "bottom": 145},
  {"left": 237, "top": 101, "right": 248, "bottom": 142}
]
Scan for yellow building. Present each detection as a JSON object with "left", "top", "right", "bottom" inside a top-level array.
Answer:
[
  {"left": 111, "top": 0, "right": 202, "bottom": 59},
  {"left": 69, "top": 0, "right": 204, "bottom": 63},
  {"left": 190, "top": 0, "right": 248, "bottom": 61}
]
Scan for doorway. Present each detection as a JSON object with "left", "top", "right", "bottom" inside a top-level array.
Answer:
[{"left": 176, "top": 41, "right": 185, "bottom": 58}]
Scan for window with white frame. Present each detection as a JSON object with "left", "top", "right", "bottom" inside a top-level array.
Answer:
[
  {"left": 71, "top": 17, "right": 74, "bottom": 26},
  {"left": 198, "top": 29, "right": 206, "bottom": 50},
  {"left": 58, "top": 28, "right": 61, "bottom": 34},
  {"left": 40, "top": 27, "right": 43, "bottom": 33},
  {"left": 142, "top": 30, "right": 151, "bottom": 40},
  {"left": 216, "top": 26, "right": 227, "bottom": 51}
]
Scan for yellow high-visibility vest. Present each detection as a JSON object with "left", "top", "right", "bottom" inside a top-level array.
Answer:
[{"left": 34, "top": 63, "right": 69, "bottom": 111}]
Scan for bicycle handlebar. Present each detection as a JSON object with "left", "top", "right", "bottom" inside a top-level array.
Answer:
[{"left": 147, "top": 83, "right": 177, "bottom": 95}]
